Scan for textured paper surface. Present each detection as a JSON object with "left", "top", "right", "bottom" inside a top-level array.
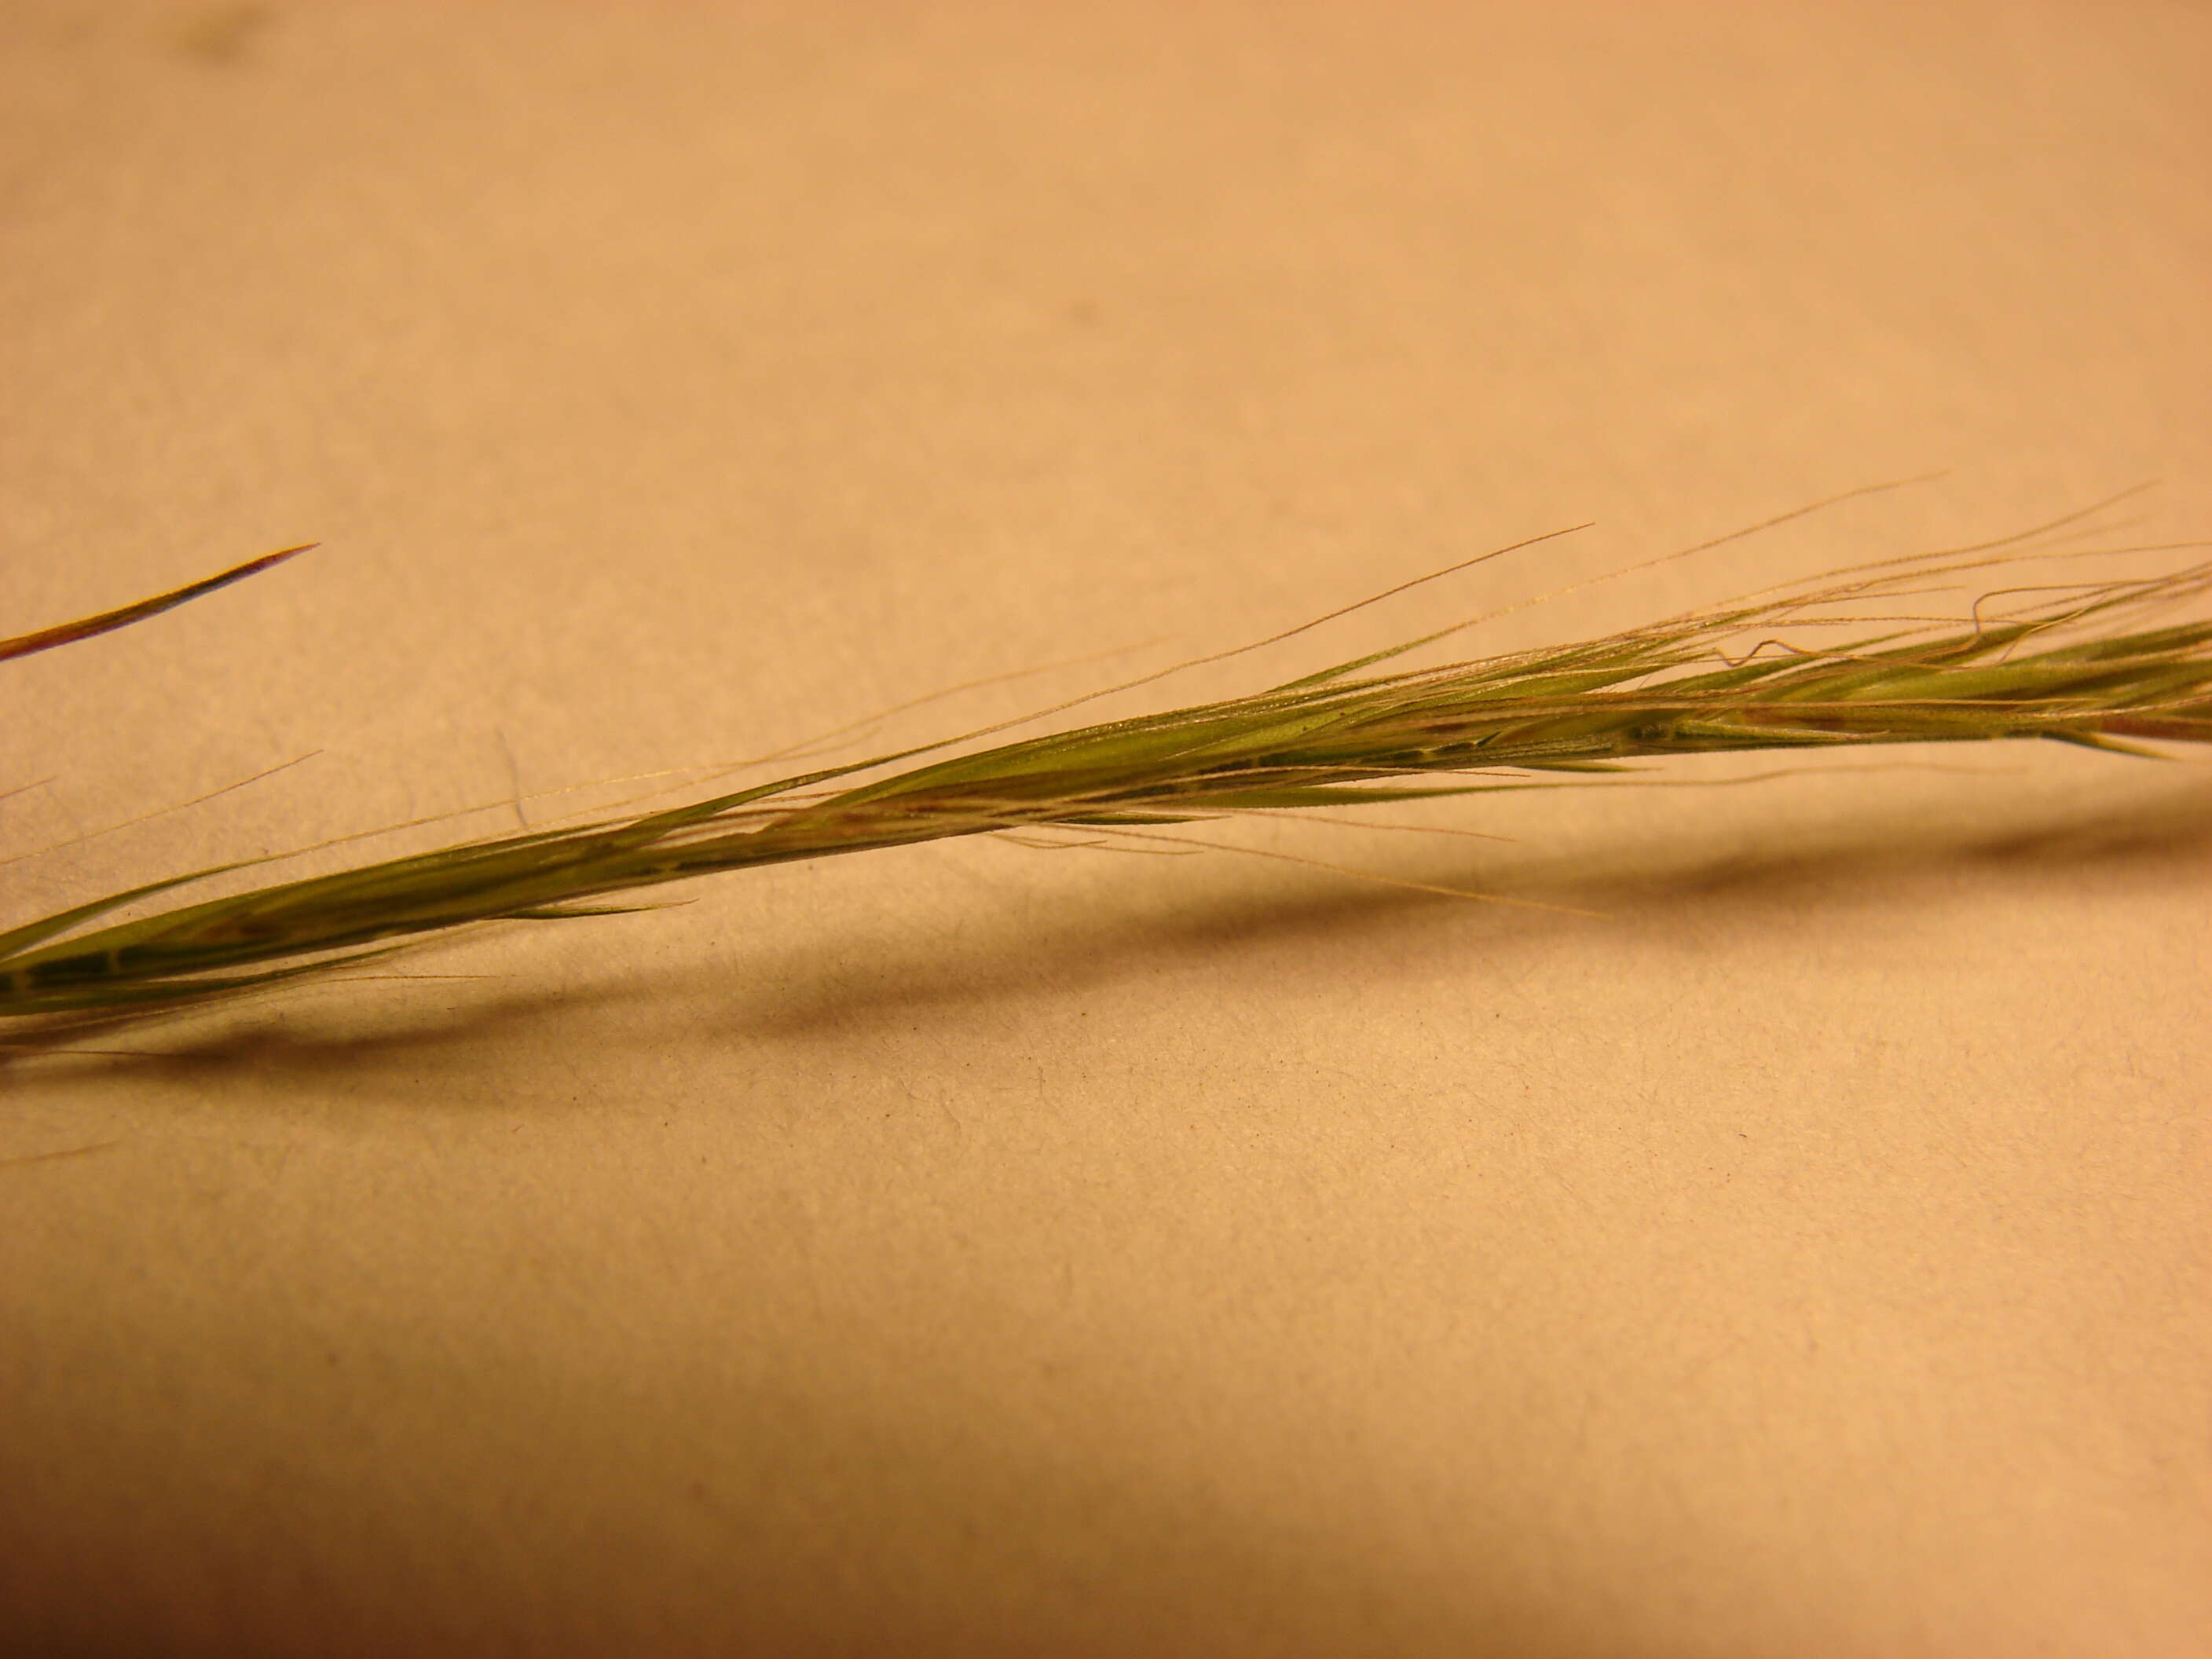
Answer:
[{"left": 5, "top": 4, "right": 2209, "bottom": 1654}]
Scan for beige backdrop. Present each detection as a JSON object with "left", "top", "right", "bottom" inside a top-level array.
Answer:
[{"left": 4, "top": 3, "right": 2209, "bottom": 1655}]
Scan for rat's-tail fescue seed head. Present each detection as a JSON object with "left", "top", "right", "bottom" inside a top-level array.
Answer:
[{"left": 5, "top": 526, "right": 2210, "bottom": 1029}]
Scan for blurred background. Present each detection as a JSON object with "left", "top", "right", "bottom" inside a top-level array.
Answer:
[{"left": 4, "top": 4, "right": 2208, "bottom": 1654}]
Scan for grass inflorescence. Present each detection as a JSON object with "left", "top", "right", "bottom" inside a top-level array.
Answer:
[{"left": 5, "top": 501, "right": 2210, "bottom": 1030}]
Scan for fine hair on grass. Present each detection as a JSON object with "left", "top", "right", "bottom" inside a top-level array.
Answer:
[{"left": 5, "top": 488, "right": 2210, "bottom": 1034}]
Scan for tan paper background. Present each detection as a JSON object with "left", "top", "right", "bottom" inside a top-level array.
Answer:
[{"left": 5, "top": 3, "right": 2209, "bottom": 1654}]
